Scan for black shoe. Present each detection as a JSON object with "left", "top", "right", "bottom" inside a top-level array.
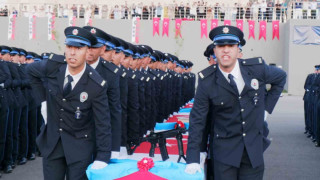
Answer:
[
  {"left": 11, "top": 163, "right": 15, "bottom": 169},
  {"left": 304, "top": 131, "right": 308, "bottom": 134},
  {"left": 18, "top": 157, "right": 27, "bottom": 165},
  {"left": 307, "top": 134, "right": 312, "bottom": 138},
  {"left": 27, "top": 153, "right": 36, "bottom": 160},
  {"left": 0, "top": 172, "right": 2, "bottom": 178},
  {"left": 315, "top": 142, "right": 320, "bottom": 147},
  {"left": 3, "top": 165, "right": 13, "bottom": 173}
]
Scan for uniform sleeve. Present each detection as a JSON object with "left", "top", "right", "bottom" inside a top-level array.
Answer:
[
  {"left": 26, "top": 61, "right": 47, "bottom": 102},
  {"left": 1, "top": 63, "right": 12, "bottom": 89},
  {"left": 92, "top": 85, "right": 112, "bottom": 163},
  {"left": 186, "top": 79, "right": 210, "bottom": 164},
  {"left": 107, "top": 75, "right": 122, "bottom": 152},
  {"left": 264, "top": 64, "right": 287, "bottom": 114}
]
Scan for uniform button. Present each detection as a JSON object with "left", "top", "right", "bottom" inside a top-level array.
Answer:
[
  {"left": 216, "top": 134, "right": 219, "bottom": 137},
  {"left": 60, "top": 119, "right": 63, "bottom": 122},
  {"left": 62, "top": 99, "right": 66, "bottom": 102},
  {"left": 221, "top": 102, "right": 224, "bottom": 105},
  {"left": 239, "top": 96, "right": 241, "bottom": 99},
  {"left": 59, "top": 128, "right": 63, "bottom": 132},
  {"left": 243, "top": 133, "right": 246, "bottom": 137},
  {"left": 241, "top": 109, "right": 244, "bottom": 112},
  {"left": 85, "top": 135, "right": 88, "bottom": 138},
  {"left": 255, "top": 93, "right": 258, "bottom": 96},
  {"left": 60, "top": 109, "right": 64, "bottom": 111},
  {"left": 242, "top": 121, "right": 246, "bottom": 125},
  {"left": 89, "top": 72, "right": 92, "bottom": 75}
]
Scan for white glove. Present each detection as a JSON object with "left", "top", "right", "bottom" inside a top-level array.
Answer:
[
  {"left": 264, "top": 110, "right": 269, "bottom": 121},
  {"left": 118, "top": 146, "right": 128, "bottom": 159},
  {"left": 184, "top": 163, "right": 202, "bottom": 174},
  {"left": 0, "top": 83, "right": 4, "bottom": 88},
  {"left": 111, "top": 151, "right": 120, "bottom": 159},
  {"left": 41, "top": 101, "right": 47, "bottom": 124},
  {"left": 200, "top": 152, "right": 207, "bottom": 169},
  {"left": 91, "top": 160, "right": 108, "bottom": 170}
]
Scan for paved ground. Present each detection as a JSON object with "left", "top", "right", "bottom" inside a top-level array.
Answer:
[{"left": 1, "top": 95, "right": 320, "bottom": 180}]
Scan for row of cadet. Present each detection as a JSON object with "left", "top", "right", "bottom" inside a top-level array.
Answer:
[
  {"left": 0, "top": 46, "right": 45, "bottom": 177},
  {"left": 0, "top": 26, "right": 196, "bottom": 177},
  {"left": 303, "top": 64, "right": 320, "bottom": 147}
]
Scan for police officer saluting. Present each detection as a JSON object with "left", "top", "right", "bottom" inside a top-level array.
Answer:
[
  {"left": 27, "top": 26, "right": 112, "bottom": 180},
  {"left": 185, "top": 25, "right": 286, "bottom": 179}
]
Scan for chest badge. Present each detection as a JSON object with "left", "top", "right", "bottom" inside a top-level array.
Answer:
[
  {"left": 80, "top": 92, "right": 88, "bottom": 103},
  {"left": 251, "top": 79, "right": 259, "bottom": 90}
]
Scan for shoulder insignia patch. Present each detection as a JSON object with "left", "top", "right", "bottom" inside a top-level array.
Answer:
[
  {"left": 122, "top": 72, "right": 126, "bottom": 77},
  {"left": 114, "top": 68, "right": 119, "bottom": 73},
  {"left": 241, "top": 57, "right": 264, "bottom": 66},
  {"left": 198, "top": 64, "right": 217, "bottom": 79},
  {"left": 101, "top": 80, "right": 106, "bottom": 87},
  {"left": 132, "top": 74, "right": 136, "bottom": 79}
]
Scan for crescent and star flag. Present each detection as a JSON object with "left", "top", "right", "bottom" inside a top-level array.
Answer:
[
  {"left": 162, "top": 18, "right": 170, "bottom": 37},
  {"left": 200, "top": 19, "right": 207, "bottom": 38},
  {"left": 272, "top": 20, "right": 280, "bottom": 40},
  {"left": 248, "top": 20, "right": 255, "bottom": 39},
  {"left": 259, "top": 20, "right": 267, "bottom": 41},
  {"left": 153, "top": 17, "right": 160, "bottom": 36}
]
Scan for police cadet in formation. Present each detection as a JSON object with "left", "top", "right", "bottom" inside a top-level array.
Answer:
[
  {"left": 185, "top": 25, "right": 286, "bottom": 180},
  {"left": 27, "top": 26, "right": 112, "bottom": 180},
  {"left": 83, "top": 26, "right": 122, "bottom": 159},
  {"left": 303, "top": 65, "right": 320, "bottom": 147}
]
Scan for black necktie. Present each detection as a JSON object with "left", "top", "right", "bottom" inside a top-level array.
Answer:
[
  {"left": 228, "top": 74, "right": 239, "bottom": 95},
  {"left": 63, "top": 75, "right": 73, "bottom": 97}
]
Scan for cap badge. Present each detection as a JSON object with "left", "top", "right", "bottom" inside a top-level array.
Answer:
[
  {"left": 222, "top": 27, "right": 229, "bottom": 34},
  {"left": 90, "top": 28, "right": 96, "bottom": 34},
  {"left": 72, "top": 29, "right": 78, "bottom": 35}
]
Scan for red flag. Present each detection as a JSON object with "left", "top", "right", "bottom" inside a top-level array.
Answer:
[
  {"left": 162, "top": 18, "right": 170, "bottom": 37},
  {"left": 224, "top": 20, "right": 231, "bottom": 26},
  {"left": 153, "top": 17, "right": 160, "bottom": 36},
  {"left": 236, "top": 19, "right": 243, "bottom": 31},
  {"left": 175, "top": 19, "right": 182, "bottom": 38},
  {"left": 200, "top": 19, "right": 207, "bottom": 38},
  {"left": 259, "top": 21, "right": 267, "bottom": 41},
  {"left": 211, "top": 19, "right": 218, "bottom": 30},
  {"left": 272, "top": 20, "right": 280, "bottom": 40},
  {"left": 248, "top": 20, "right": 255, "bottom": 39}
]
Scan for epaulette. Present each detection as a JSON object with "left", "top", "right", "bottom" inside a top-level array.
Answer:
[
  {"left": 120, "top": 68, "right": 127, "bottom": 78},
  {"left": 240, "top": 57, "right": 264, "bottom": 66},
  {"left": 101, "top": 60, "right": 120, "bottom": 75},
  {"left": 198, "top": 64, "right": 217, "bottom": 79},
  {"left": 126, "top": 70, "right": 136, "bottom": 80},
  {"left": 48, "top": 53, "right": 66, "bottom": 63},
  {"left": 88, "top": 68, "right": 107, "bottom": 87}
]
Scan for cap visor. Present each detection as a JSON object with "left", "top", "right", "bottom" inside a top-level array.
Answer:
[
  {"left": 65, "top": 41, "right": 87, "bottom": 47},
  {"left": 91, "top": 43, "right": 104, "bottom": 48},
  {"left": 214, "top": 40, "right": 239, "bottom": 45}
]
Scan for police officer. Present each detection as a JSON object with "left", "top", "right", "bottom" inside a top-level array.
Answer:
[
  {"left": 27, "top": 26, "right": 112, "bottom": 179},
  {"left": 126, "top": 44, "right": 141, "bottom": 146},
  {"left": 185, "top": 25, "right": 287, "bottom": 180},
  {"left": 83, "top": 26, "right": 122, "bottom": 158},
  {"left": 25, "top": 52, "right": 40, "bottom": 161}
]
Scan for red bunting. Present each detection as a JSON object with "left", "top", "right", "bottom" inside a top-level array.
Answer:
[
  {"left": 153, "top": 17, "right": 160, "bottom": 36},
  {"left": 211, "top": 19, "right": 218, "bottom": 30},
  {"left": 236, "top": 19, "right": 243, "bottom": 31},
  {"left": 224, "top": 20, "right": 231, "bottom": 26},
  {"left": 175, "top": 19, "right": 182, "bottom": 38},
  {"left": 200, "top": 19, "right": 207, "bottom": 38},
  {"left": 272, "top": 20, "right": 280, "bottom": 40},
  {"left": 162, "top": 18, "right": 169, "bottom": 37},
  {"left": 259, "top": 21, "right": 267, "bottom": 41},
  {"left": 248, "top": 20, "right": 255, "bottom": 39}
]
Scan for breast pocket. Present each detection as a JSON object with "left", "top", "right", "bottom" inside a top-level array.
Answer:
[{"left": 211, "top": 96, "right": 234, "bottom": 111}]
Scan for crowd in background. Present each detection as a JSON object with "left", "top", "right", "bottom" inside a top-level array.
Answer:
[{"left": 1, "top": 0, "right": 320, "bottom": 22}]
